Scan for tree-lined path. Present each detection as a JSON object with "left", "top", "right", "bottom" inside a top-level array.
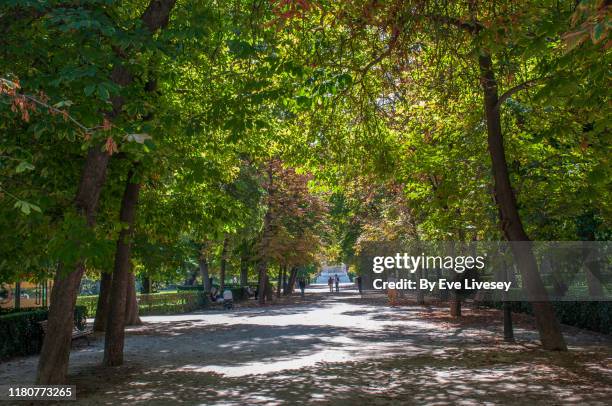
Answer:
[
  {"left": 1, "top": 1, "right": 610, "bottom": 403},
  {"left": 1, "top": 293, "right": 610, "bottom": 405}
]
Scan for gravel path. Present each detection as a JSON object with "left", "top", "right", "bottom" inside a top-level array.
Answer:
[{"left": 0, "top": 291, "right": 610, "bottom": 405}]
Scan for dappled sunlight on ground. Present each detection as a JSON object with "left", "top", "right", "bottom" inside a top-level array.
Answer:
[{"left": 0, "top": 291, "right": 610, "bottom": 404}]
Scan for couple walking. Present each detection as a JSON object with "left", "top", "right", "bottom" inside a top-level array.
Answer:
[{"left": 328, "top": 274, "right": 340, "bottom": 293}]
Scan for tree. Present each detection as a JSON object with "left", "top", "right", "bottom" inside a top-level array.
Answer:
[{"left": 270, "top": 0, "right": 609, "bottom": 349}]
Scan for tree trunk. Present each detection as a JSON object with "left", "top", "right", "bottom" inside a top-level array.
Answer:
[
  {"left": 93, "top": 271, "right": 112, "bottom": 332},
  {"left": 265, "top": 274, "right": 274, "bottom": 302},
  {"left": 103, "top": 167, "right": 141, "bottom": 366},
  {"left": 257, "top": 162, "right": 275, "bottom": 305},
  {"left": 287, "top": 267, "right": 298, "bottom": 295},
  {"left": 240, "top": 256, "right": 249, "bottom": 287},
  {"left": 415, "top": 269, "right": 425, "bottom": 305},
  {"left": 36, "top": 0, "right": 177, "bottom": 383},
  {"left": 124, "top": 272, "right": 141, "bottom": 326},
  {"left": 585, "top": 262, "right": 604, "bottom": 297},
  {"left": 479, "top": 53, "right": 566, "bottom": 351},
  {"left": 276, "top": 265, "right": 283, "bottom": 298},
  {"left": 257, "top": 260, "right": 268, "bottom": 305},
  {"left": 503, "top": 301, "right": 515, "bottom": 342},
  {"left": 184, "top": 269, "right": 197, "bottom": 286},
  {"left": 282, "top": 266, "right": 287, "bottom": 292},
  {"left": 142, "top": 276, "right": 152, "bottom": 294},
  {"left": 581, "top": 239, "right": 604, "bottom": 297},
  {"left": 219, "top": 236, "right": 228, "bottom": 292},
  {"left": 199, "top": 255, "right": 211, "bottom": 292},
  {"left": 450, "top": 299, "right": 461, "bottom": 318},
  {"left": 36, "top": 147, "right": 109, "bottom": 385}
]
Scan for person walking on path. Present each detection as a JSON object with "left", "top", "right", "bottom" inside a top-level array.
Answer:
[
  {"left": 328, "top": 276, "right": 333, "bottom": 293},
  {"left": 334, "top": 274, "right": 340, "bottom": 293},
  {"left": 356, "top": 275, "right": 363, "bottom": 295},
  {"left": 298, "top": 277, "right": 306, "bottom": 297}
]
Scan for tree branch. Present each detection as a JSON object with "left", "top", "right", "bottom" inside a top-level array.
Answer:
[{"left": 495, "top": 78, "right": 545, "bottom": 111}]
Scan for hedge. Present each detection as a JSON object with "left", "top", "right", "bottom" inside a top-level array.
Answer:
[
  {"left": 138, "top": 292, "right": 205, "bottom": 315},
  {"left": 485, "top": 301, "right": 611, "bottom": 335},
  {"left": 0, "top": 305, "right": 88, "bottom": 360},
  {"left": 177, "top": 284, "right": 251, "bottom": 301},
  {"left": 76, "top": 291, "right": 208, "bottom": 318}
]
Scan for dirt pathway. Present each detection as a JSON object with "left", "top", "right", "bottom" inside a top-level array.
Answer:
[{"left": 0, "top": 293, "right": 610, "bottom": 405}]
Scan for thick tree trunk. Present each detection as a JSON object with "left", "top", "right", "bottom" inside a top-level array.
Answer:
[
  {"left": 103, "top": 168, "right": 141, "bottom": 366},
  {"left": 36, "top": 147, "right": 109, "bottom": 385},
  {"left": 199, "top": 255, "right": 211, "bottom": 292},
  {"left": 219, "top": 237, "right": 228, "bottom": 292},
  {"left": 239, "top": 256, "right": 249, "bottom": 287},
  {"left": 93, "top": 271, "right": 113, "bottom": 332},
  {"left": 479, "top": 54, "right": 566, "bottom": 351},
  {"left": 124, "top": 272, "right": 141, "bottom": 326}
]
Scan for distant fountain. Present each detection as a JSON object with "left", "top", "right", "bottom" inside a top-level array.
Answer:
[{"left": 314, "top": 264, "right": 350, "bottom": 284}]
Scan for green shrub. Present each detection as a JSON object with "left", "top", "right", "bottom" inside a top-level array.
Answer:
[
  {"left": 0, "top": 309, "right": 48, "bottom": 359},
  {"left": 0, "top": 306, "right": 88, "bottom": 360},
  {"left": 75, "top": 296, "right": 98, "bottom": 320},
  {"left": 137, "top": 292, "right": 203, "bottom": 315},
  {"left": 177, "top": 285, "right": 205, "bottom": 291},
  {"left": 484, "top": 301, "right": 611, "bottom": 334}
]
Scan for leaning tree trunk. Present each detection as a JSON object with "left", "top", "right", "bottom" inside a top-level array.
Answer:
[
  {"left": 479, "top": 53, "right": 566, "bottom": 351},
  {"left": 93, "top": 271, "right": 113, "bottom": 332},
  {"left": 124, "top": 272, "right": 141, "bottom": 326},
  {"left": 104, "top": 167, "right": 141, "bottom": 366},
  {"left": 36, "top": 147, "right": 109, "bottom": 385}
]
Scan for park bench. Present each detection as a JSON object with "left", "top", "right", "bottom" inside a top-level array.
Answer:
[{"left": 39, "top": 320, "right": 93, "bottom": 345}]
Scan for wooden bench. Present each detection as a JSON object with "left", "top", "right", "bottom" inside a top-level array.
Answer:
[{"left": 39, "top": 320, "right": 93, "bottom": 345}]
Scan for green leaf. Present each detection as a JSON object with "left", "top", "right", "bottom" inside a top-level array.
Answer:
[
  {"left": 53, "top": 100, "right": 74, "bottom": 108},
  {"left": 15, "top": 161, "right": 34, "bottom": 173},
  {"left": 591, "top": 22, "right": 605, "bottom": 44},
  {"left": 97, "top": 84, "right": 110, "bottom": 100},
  {"left": 13, "top": 200, "right": 41, "bottom": 215},
  {"left": 125, "top": 133, "right": 152, "bottom": 144},
  {"left": 84, "top": 84, "right": 96, "bottom": 97}
]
